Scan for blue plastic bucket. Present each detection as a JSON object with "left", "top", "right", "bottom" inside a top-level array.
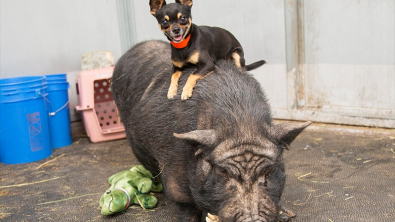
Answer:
[
  {"left": 45, "top": 74, "right": 72, "bottom": 148},
  {"left": 0, "top": 76, "right": 52, "bottom": 164}
]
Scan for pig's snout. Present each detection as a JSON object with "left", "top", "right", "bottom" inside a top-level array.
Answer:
[
  {"left": 235, "top": 215, "right": 273, "bottom": 222},
  {"left": 218, "top": 204, "right": 278, "bottom": 222},
  {"left": 206, "top": 213, "right": 272, "bottom": 222}
]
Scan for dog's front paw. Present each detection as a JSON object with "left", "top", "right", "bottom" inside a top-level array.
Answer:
[
  {"left": 167, "top": 85, "right": 178, "bottom": 99},
  {"left": 181, "top": 85, "right": 193, "bottom": 100}
]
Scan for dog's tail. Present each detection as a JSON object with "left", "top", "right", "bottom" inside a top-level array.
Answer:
[{"left": 246, "top": 60, "right": 266, "bottom": 71}]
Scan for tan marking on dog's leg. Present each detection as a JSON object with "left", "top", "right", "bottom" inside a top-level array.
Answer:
[
  {"left": 187, "top": 51, "right": 200, "bottom": 64},
  {"left": 232, "top": 52, "right": 242, "bottom": 68},
  {"left": 181, "top": 72, "right": 212, "bottom": 100},
  {"left": 168, "top": 70, "right": 183, "bottom": 99},
  {"left": 181, "top": 74, "right": 201, "bottom": 100},
  {"left": 172, "top": 60, "right": 184, "bottom": 68}
]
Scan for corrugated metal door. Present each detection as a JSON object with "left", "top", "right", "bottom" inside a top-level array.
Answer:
[{"left": 277, "top": 0, "right": 395, "bottom": 128}]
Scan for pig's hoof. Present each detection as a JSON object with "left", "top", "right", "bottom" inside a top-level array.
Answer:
[
  {"left": 181, "top": 86, "right": 193, "bottom": 100},
  {"left": 206, "top": 213, "right": 219, "bottom": 222},
  {"left": 277, "top": 206, "right": 296, "bottom": 222},
  {"left": 277, "top": 213, "right": 291, "bottom": 222},
  {"left": 167, "top": 86, "right": 178, "bottom": 99}
]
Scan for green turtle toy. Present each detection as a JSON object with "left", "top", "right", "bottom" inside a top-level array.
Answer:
[{"left": 99, "top": 165, "right": 163, "bottom": 215}]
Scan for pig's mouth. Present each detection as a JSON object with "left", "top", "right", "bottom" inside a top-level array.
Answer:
[{"left": 205, "top": 209, "right": 296, "bottom": 222}]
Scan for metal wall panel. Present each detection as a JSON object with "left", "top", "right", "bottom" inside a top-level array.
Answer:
[{"left": 301, "top": 0, "right": 395, "bottom": 126}]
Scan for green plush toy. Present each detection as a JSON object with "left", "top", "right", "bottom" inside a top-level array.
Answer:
[{"left": 99, "top": 165, "right": 163, "bottom": 215}]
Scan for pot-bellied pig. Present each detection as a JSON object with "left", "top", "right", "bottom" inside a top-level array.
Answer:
[{"left": 111, "top": 40, "right": 310, "bottom": 222}]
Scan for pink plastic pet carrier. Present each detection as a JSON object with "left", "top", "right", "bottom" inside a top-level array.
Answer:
[{"left": 75, "top": 67, "right": 126, "bottom": 142}]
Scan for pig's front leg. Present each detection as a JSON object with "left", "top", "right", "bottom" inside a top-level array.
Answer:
[{"left": 277, "top": 205, "right": 296, "bottom": 222}]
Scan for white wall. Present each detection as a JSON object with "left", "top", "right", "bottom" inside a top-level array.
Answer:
[
  {"left": 304, "top": 0, "right": 394, "bottom": 65},
  {"left": 301, "top": 0, "right": 395, "bottom": 117},
  {"left": 0, "top": 0, "right": 123, "bottom": 121},
  {"left": 0, "top": 0, "right": 122, "bottom": 78}
]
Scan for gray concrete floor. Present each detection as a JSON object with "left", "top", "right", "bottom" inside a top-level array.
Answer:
[{"left": 0, "top": 121, "right": 394, "bottom": 222}]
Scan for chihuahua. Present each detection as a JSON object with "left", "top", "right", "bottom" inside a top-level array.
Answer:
[{"left": 150, "top": 0, "right": 266, "bottom": 100}]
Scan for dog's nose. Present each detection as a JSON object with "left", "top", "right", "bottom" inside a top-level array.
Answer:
[{"left": 172, "top": 26, "right": 181, "bottom": 34}]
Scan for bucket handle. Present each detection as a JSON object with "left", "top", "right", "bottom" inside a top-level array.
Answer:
[
  {"left": 49, "top": 100, "right": 70, "bottom": 116},
  {"left": 38, "top": 91, "right": 69, "bottom": 117}
]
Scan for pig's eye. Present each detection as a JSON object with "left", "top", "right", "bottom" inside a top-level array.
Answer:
[
  {"left": 258, "top": 168, "right": 271, "bottom": 187},
  {"left": 218, "top": 167, "right": 227, "bottom": 175},
  {"left": 216, "top": 167, "right": 229, "bottom": 181},
  {"left": 258, "top": 175, "right": 268, "bottom": 187}
]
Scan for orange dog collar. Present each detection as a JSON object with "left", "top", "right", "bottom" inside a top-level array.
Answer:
[{"left": 171, "top": 34, "right": 191, "bottom": 49}]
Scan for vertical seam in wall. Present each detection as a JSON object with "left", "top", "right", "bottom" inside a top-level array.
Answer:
[
  {"left": 284, "top": 0, "right": 299, "bottom": 110},
  {"left": 296, "top": 0, "right": 306, "bottom": 108},
  {"left": 117, "top": 0, "right": 137, "bottom": 53}
]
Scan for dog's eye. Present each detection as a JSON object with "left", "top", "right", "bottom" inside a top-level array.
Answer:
[
  {"left": 180, "top": 16, "right": 187, "bottom": 23},
  {"left": 161, "top": 20, "right": 168, "bottom": 26}
]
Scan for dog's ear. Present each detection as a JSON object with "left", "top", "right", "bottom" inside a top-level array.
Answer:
[
  {"left": 175, "top": 0, "right": 193, "bottom": 8},
  {"left": 150, "top": 0, "right": 166, "bottom": 16}
]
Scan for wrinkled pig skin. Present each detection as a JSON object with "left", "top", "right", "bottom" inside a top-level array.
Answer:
[{"left": 111, "top": 40, "right": 310, "bottom": 222}]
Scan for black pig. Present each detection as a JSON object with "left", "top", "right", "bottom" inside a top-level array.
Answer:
[{"left": 111, "top": 40, "right": 310, "bottom": 222}]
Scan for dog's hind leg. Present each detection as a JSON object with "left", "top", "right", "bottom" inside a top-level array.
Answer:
[
  {"left": 230, "top": 48, "right": 266, "bottom": 71},
  {"left": 230, "top": 48, "right": 246, "bottom": 69}
]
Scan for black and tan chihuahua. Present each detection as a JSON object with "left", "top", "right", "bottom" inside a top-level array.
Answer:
[{"left": 150, "top": 0, "right": 266, "bottom": 100}]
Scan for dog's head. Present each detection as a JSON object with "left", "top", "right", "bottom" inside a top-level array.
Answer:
[{"left": 149, "top": 0, "right": 193, "bottom": 43}]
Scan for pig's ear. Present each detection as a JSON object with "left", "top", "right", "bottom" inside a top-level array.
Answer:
[
  {"left": 271, "top": 121, "right": 311, "bottom": 146},
  {"left": 173, "top": 130, "right": 217, "bottom": 147}
]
